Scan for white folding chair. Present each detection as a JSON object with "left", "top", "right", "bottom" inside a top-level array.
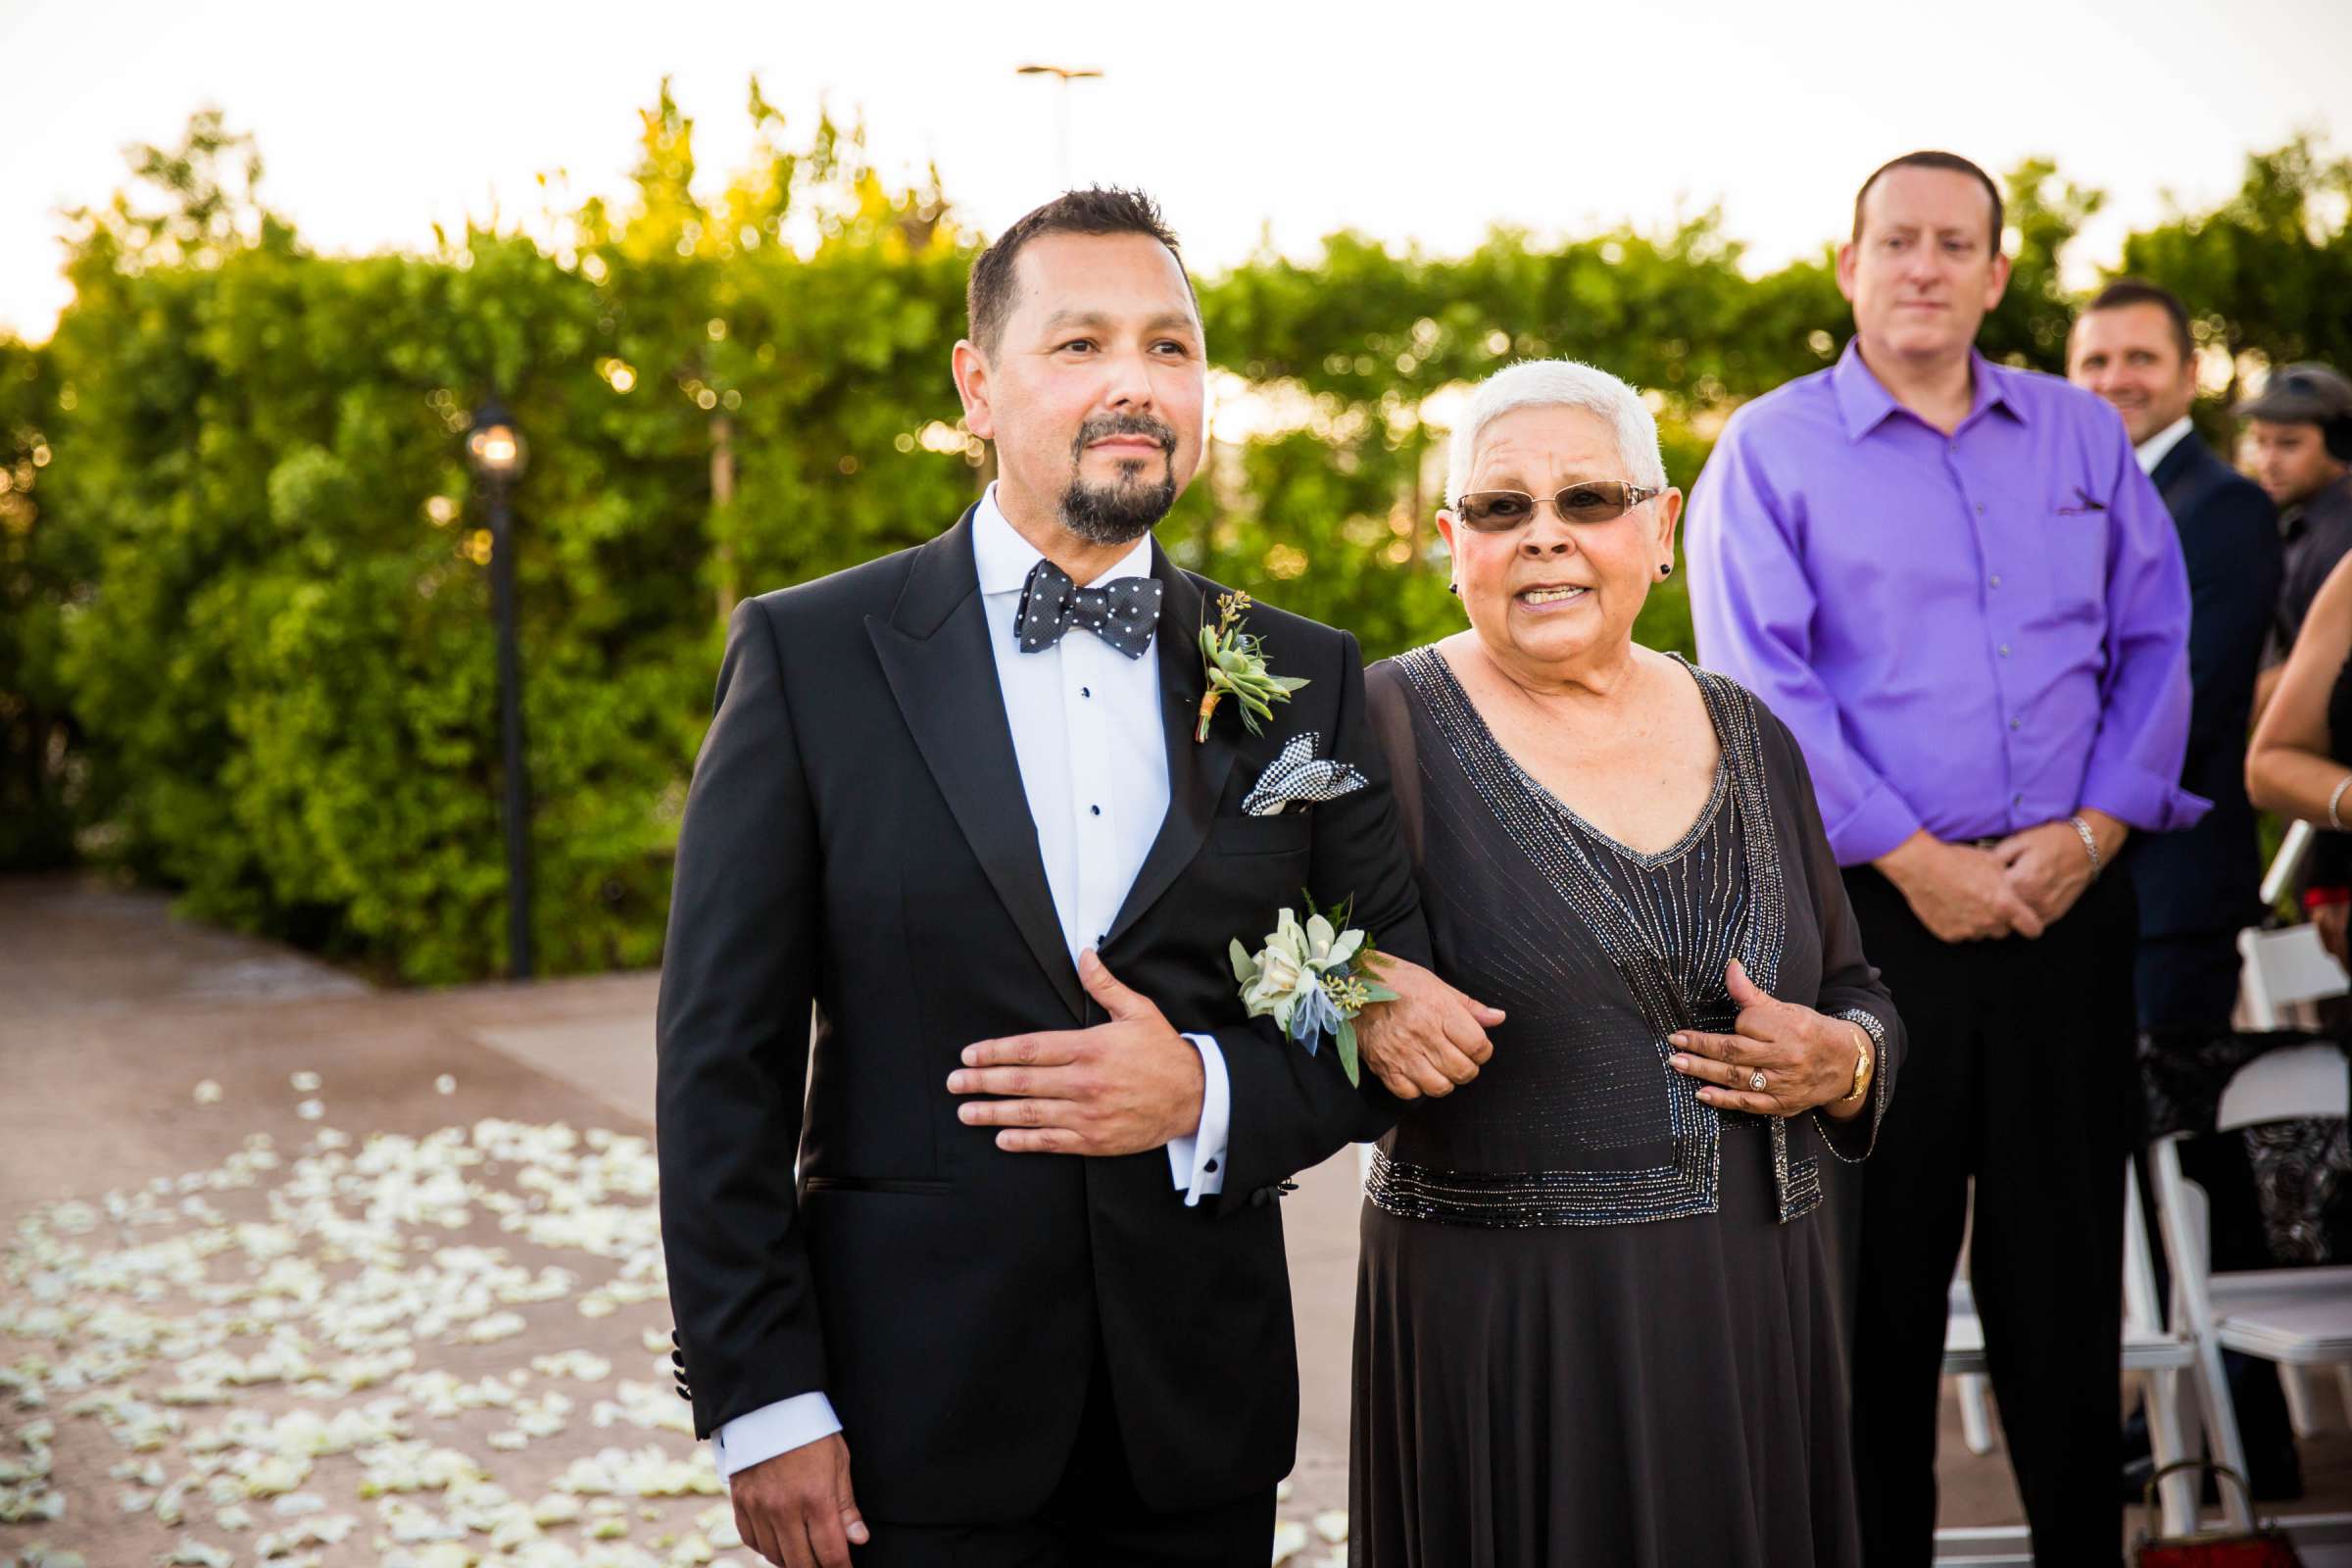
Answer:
[
  {"left": 2238, "top": 921, "right": 2350, "bottom": 1032},
  {"left": 2234, "top": 914, "right": 2352, "bottom": 1432},
  {"left": 2150, "top": 1043, "right": 2352, "bottom": 1532},
  {"left": 1939, "top": 1166, "right": 2204, "bottom": 1535}
]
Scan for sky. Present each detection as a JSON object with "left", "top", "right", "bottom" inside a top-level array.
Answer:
[{"left": 2, "top": 0, "right": 2348, "bottom": 341}]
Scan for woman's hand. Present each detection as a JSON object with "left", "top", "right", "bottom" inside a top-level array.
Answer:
[
  {"left": 1666, "top": 958, "right": 1869, "bottom": 1119},
  {"left": 1352, "top": 953, "right": 1505, "bottom": 1100}
]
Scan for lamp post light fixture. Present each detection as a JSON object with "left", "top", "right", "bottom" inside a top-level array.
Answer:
[
  {"left": 466, "top": 398, "right": 534, "bottom": 981},
  {"left": 1014, "top": 63, "right": 1102, "bottom": 189}
]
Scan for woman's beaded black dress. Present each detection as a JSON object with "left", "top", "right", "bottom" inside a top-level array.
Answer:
[{"left": 1350, "top": 647, "right": 1901, "bottom": 1568}]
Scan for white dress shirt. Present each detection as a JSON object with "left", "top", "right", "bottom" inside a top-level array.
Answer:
[
  {"left": 2136, "top": 414, "right": 2194, "bottom": 476},
  {"left": 712, "top": 486, "right": 1233, "bottom": 1481}
]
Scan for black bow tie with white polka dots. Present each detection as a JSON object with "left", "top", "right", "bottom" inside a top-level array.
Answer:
[{"left": 1013, "top": 559, "right": 1164, "bottom": 660}]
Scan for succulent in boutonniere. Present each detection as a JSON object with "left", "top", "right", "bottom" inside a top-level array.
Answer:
[
  {"left": 1228, "top": 897, "right": 1398, "bottom": 1088},
  {"left": 1196, "top": 591, "right": 1308, "bottom": 743}
]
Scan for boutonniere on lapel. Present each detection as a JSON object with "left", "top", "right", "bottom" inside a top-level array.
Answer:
[
  {"left": 1196, "top": 591, "right": 1308, "bottom": 743},
  {"left": 1229, "top": 898, "right": 1398, "bottom": 1087}
]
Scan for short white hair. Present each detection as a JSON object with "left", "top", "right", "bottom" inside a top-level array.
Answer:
[{"left": 1444, "top": 359, "right": 1667, "bottom": 506}]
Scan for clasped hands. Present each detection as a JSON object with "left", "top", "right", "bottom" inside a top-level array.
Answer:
[{"left": 1880, "top": 811, "right": 2123, "bottom": 945}]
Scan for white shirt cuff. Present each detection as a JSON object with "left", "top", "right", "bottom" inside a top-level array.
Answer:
[
  {"left": 712, "top": 1392, "right": 842, "bottom": 1481},
  {"left": 1167, "top": 1033, "right": 1230, "bottom": 1207}
]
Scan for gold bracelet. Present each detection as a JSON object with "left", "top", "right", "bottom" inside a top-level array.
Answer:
[{"left": 1835, "top": 1023, "right": 1873, "bottom": 1106}]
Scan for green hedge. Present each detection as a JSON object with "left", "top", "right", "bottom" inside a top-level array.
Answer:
[{"left": 6, "top": 93, "right": 2348, "bottom": 983}]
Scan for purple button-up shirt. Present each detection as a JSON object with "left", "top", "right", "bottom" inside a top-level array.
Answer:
[{"left": 1686, "top": 340, "right": 2205, "bottom": 866}]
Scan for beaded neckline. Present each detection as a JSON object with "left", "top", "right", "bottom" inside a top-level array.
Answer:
[{"left": 1418, "top": 648, "right": 1732, "bottom": 870}]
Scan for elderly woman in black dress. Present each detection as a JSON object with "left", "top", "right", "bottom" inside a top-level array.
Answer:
[{"left": 1348, "top": 360, "right": 1903, "bottom": 1567}]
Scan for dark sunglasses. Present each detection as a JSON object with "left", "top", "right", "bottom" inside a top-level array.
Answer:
[{"left": 1452, "top": 480, "right": 1662, "bottom": 531}]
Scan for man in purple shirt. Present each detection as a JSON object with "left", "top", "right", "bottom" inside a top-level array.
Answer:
[{"left": 1687, "top": 150, "right": 2201, "bottom": 1565}]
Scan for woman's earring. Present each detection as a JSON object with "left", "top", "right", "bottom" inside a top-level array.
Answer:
[
  {"left": 1447, "top": 581, "right": 1459, "bottom": 596},
  {"left": 1658, "top": 562, "right": 1674, "bottom": 578}
]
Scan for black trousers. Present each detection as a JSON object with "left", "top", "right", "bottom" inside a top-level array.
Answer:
[
  {"left": 852, "top": 1337, "right": 1275, "bottom": 1567},
  {"left": 1847, "top": 866, "right": 2137, "bottom": 1567}
]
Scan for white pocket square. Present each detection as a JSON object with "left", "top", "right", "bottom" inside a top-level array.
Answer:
[{"left": 1242, "top": 732, "right": 1367, "bottom": 816}]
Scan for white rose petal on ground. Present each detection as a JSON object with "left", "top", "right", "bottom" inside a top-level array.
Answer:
[
  {"left": 193, "top": 1081, "right": 223, "bottom": 1105},
  {"left": 1271, "top": 1518, "right": 1309, "bottom": 1564},
  {"left": 1312, "top": 1508, "right": 1349, "bottom": 1543},
  {"left": 435, "top": 1075, "right": 457, "bottom": 1096},
  {"left": 294, "top": 1100, "right": 323, "bottom": 1121},
  {"left": 289, "top": 1072, "right": 321, "bottom": 1094}
]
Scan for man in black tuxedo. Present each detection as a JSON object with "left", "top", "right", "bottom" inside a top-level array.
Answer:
[
  {"left": 656, "top": 188, "right": 1494, "bottom": 1567},
  {"left": 2069, "top": 277, "right": 2299, "bottom": 1495}
]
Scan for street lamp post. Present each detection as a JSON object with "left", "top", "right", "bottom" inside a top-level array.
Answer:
[
  {"left": 466, "top": 400, "right": 533, "bottom": 980},
  {"left": 1014, "top": 63, "right": 1102, "bottom": 188}
]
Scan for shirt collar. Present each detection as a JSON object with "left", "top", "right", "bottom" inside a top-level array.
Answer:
[
  {"left": 971, "top": 482, "right": 1154, "bottom": 596},
  {"left": 2135, "top": 415, "right": 2195, "bottom": 475},
  {"left": 1831, "top": 337, "right": 2027, "bottom": 443}
]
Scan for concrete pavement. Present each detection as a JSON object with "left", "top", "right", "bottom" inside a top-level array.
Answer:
[{"left": 5, "top": 873, "right": 2345, "bottom": 1567}]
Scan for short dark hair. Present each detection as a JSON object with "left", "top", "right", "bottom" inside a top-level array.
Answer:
[
  {"left": 2082, "top": 277, "right": 2194, "bottom": 364},
  {"left": 965, "top": 186, "right": 1191, "bottom": 356},
  {"left": 1852, "top": 151, "right": 2004, "bottom": 251}
]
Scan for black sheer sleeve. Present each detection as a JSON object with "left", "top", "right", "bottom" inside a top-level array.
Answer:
[{"left": 1365, "top": 657, "right": 1425, "bottom": 875}]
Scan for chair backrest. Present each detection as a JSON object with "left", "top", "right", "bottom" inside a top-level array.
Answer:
[
  {"left": 2237, "top": 923, "right": 2351, "bottom": 1029},
  {"left": 2216, "top": 1042, "right": 2352, "bottom": 1132},
  {"left": 2261, "top": 819, "right": 2318, "bottom": 908}
]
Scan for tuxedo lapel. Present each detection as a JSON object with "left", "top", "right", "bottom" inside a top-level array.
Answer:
[
  {"left": 2153, "top": 431, "right": 2203, "bottom": 509},
  {"left": 867, "top": 510, "right": 1086, "bottom": 1024},
  {"left": 1104, "top": 549, "right": 1242, "bottom": 948}
]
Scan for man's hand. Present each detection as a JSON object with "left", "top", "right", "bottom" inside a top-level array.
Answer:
[
  {"left": 730, "top": 1434, "right": 867, "bottom": 1568},
  {"left": 1875, "top": 830, "right": 2045, "bottom": 944},
  {"left": 1352, "top": 953, "right": 1505, "bottom": 1100},
  {"left": 949, "top": 950, "right": 1205, "bottom": 1154},
  {"left": 1992, "top": 820, "right": 2093, "bottom": 926}
]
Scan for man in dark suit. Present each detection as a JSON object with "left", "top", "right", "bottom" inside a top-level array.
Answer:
[
  {"left": 2069, "top": 277, "right": 2299, "bottom": 1496},
  {"left": 656, "top": 188, "right": 1494, "bottom": 1568},
  {"left": 2070, "top": 279, "right": 2280, "bottom": 1028}
]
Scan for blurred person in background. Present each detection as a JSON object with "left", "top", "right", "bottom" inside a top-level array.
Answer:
[
  {"left": 2068, "top": 280, "right": 2299, "bottom": 1500},
  {"left": 1349, "top": 359, "right": 1899, "bottom": 1568},
  {"left": 2248, "top": 363, "right": 2352, "bottom": 718},
  {"left": 1687, "top": 151, "right": 2202, "bottom": 1564},
  {"left": 2242, "top": 367, "right": 2352, "bottom": 971}
]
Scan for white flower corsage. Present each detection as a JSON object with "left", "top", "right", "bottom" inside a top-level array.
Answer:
[{"left": 1229, "top": 899, "right": 1397, "bottom": 1088}]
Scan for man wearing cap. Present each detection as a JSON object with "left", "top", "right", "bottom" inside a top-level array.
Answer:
[
  {"left": 1688, "top": 152, "right": 2203, "bottom": 1563},
  {"left": 2245, "top": 362, "right": 2352, "bottom": 706}
]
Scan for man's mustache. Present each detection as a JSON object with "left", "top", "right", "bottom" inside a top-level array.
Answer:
[{"left": 1072, "top": 415, "right": 1177, "bottom": 459}]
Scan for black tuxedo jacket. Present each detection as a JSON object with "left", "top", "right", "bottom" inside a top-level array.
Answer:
[
  {"left": 655, "top": 510, "right": 1428, "bottom": 1522},
  {"left": 2129, "top": 431, "right": 2279, "bottom": 938}
]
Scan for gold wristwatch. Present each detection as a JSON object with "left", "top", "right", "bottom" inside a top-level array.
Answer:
[{"left": 1835, "top": 1023, "right": 1875, "bottom": 1109}]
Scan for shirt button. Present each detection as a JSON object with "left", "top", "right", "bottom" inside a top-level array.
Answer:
[
  {"left": 2010, "top": 717, "right": 2022, "bottom": 730},
  {"left": 1997, "top": 644, "right": 2011, "bottom": 658},
  {"left": 1080, "top": 686, "right": 1091, "bottom": 699},
  {"left": 1989, "top": 574, "right": 2002, "bottom": 588},
  {"left": 1090, "top": 805, "right": 1102, "bottom": 816},
  {"left": 1204, "top": 1158, "right": 1218, "bottom": 1173},
  {"left": 2013, "top": 793, "right": 2025, "bottom": 808},
  {"left": 1974, "top": 504, "right": 1985, "bottom": 514}
]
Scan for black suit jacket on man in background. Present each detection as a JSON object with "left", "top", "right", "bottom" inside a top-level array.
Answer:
[
  {"left": 2129, "top": 430, "right": 2279, "bottom": 1024},
  {"left": 655, "top": 509, "right": 1429, "bottom": 1526}
]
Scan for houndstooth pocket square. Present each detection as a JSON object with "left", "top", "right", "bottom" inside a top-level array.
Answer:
[{"left": 1242, "top": 732, "right": 1367, "bottom": 816}]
